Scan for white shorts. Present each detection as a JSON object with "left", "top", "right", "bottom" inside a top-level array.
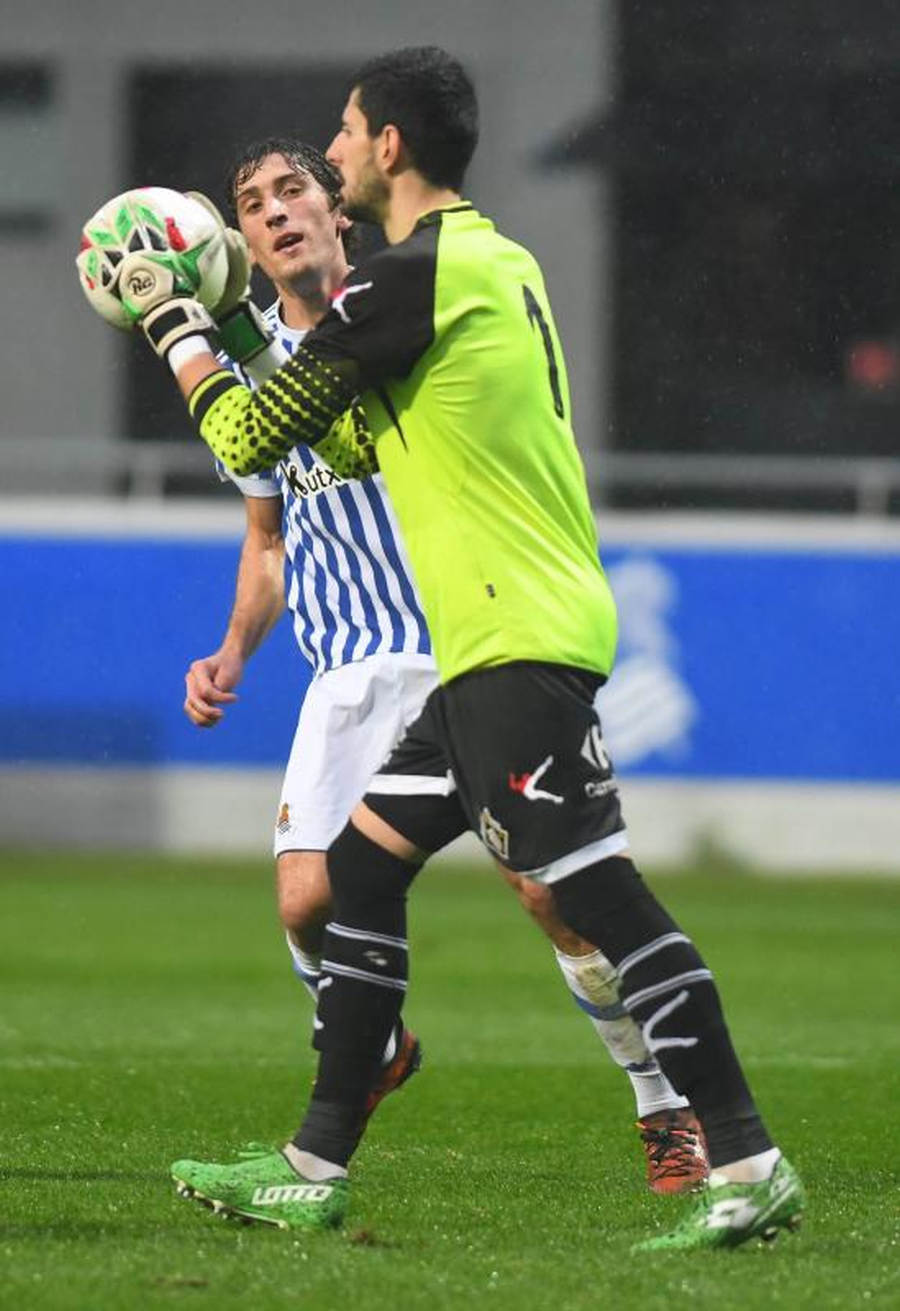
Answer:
[{"left": 273, "top": 651, "right": 440, "bottom": 856}]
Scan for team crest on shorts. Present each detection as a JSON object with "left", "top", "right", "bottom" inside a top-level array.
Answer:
[
  {"left": 479, "top": 806, "right": 509, "bottom": 860},
  {"left": 276, "top": 802, "right": 291, "bottom": 835}
]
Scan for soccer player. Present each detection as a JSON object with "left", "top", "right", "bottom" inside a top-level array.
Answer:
[
  {"left": 88, "top": 49, "right": 805, "bottom": 1250},
  {"left": 184, "top": 137, "right": 705, "bottom": 1184}
]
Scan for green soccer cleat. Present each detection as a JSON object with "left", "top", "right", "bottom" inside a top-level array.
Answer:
[
  {"left": 633, "top": 1156, "right": 805, "bottom": 1253},
  {"left": 171, "top": 1147, "right": 348, "bottom": 1231}
]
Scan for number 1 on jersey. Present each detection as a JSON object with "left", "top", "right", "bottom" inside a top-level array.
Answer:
[{"left": 523, "top": 284, "right": 565, "bottom": 419}]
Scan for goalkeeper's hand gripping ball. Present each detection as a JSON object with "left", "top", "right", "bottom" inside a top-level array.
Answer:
[{"left": 76, "top": 187, "right": 230, "bottom": 330}]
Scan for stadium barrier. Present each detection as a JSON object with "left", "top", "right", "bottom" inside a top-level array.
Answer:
[{"left": 2, "top": 499, "right": 898, "bottom": 872}]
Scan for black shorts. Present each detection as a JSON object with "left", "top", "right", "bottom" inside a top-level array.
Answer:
[{"left": 364, "top": 661, "right": 628, "bottom": 881}]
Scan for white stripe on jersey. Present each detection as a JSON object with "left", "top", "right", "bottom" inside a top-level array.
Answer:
[{"left": 219, "top": 301, "right": 430, "bottom": 676}]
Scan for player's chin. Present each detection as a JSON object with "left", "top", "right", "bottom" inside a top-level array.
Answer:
[{"left": 271, "top": 247, "right": 311, "bottom": 277}]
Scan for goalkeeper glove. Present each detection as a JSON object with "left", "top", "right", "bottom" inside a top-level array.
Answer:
[
  {"left": 116, "top": 251, "right": 215, "bottom": 362},
  {"left": 78, "top": 187, "right": 226, "bottom": 363}
]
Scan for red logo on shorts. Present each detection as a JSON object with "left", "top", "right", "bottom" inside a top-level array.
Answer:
[{"left": 508, "top": 755, "right": 564, "bottom": 805}]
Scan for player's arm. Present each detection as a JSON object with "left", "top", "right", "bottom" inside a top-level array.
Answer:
[
  {"left": 174, "top": 342, "right": 370, "bottom": 480},
  {"left": 184, "top": 494, "right": 285, "bottom": 728},
  {"left": 179, "top": 237, "right": 435, "bottom": 476}
]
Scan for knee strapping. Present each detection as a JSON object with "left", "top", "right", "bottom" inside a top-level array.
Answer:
[{"left": 551, "top": 856, "right": 709, "bottom": 1006}]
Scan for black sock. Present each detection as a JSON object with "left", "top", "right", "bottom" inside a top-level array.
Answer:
[
  {"left": 553, "top": 859, "right": 772, "bottom": 1164},
  {"left": 293, "top": 822, "right": 419, "bottom": 1166}
]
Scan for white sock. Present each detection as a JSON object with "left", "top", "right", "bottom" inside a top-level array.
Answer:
[
  {"left": 554, "top": 947, "right": 687, "bottom": 1116},
  {"left": 627, "top": 1063, "right": 690, "bottom": 1119},
  {"left": 286, "top": 933, "right": 397, "bottom": 1066},
  {"left": 710, "top": 1147, "right": 782, "bottom": 1186},
  {"left": 282, "top": 1142, "right": 347, "bottom": 1181}
]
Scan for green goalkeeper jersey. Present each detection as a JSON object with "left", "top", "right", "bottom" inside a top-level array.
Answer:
[{"left": 193, "top": 204, "right": 617, "bottom": 684}]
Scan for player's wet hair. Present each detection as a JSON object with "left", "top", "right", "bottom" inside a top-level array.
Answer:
[
  {"left": 351, "top": 47, "right": 478, "bottom": 192},
  {"left": 224, "top": 137, "right": 357, "bottom": 254}
]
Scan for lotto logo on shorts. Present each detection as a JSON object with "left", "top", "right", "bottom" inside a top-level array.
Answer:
[
  {"left": 479, "top": 806, "right": 509, "bottom": 860},
  {"left": 277, "top": 803, "right": 291, "bottom": 834}
]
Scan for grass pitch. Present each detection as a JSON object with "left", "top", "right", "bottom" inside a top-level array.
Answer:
[{"left": 1, "top": 849, "right": 898, "bottom": 1310}]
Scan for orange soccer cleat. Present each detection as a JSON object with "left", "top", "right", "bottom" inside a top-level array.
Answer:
[
  {"left": 637, "top": 1108, "right": 709, "bottom": 1195},
  {"left": 363, "top": 1027, "right": 423, "bottom": 1122}
]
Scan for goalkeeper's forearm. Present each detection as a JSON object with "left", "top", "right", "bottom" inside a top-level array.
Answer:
[{"left": 174, "top": 340, "right": 364, "bottom": 477}]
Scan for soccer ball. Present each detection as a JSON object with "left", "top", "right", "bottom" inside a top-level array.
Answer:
[{"left": 76, "top": 187, "right": 229, "bottom": 329}]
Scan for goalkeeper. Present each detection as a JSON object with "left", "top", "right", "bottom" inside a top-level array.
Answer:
[
  {"left": 195, "top": 140, "right": 708, "bottom": 1178},
  {"left": 79, "top": 50, "right": 803, "bottom": 1253}
]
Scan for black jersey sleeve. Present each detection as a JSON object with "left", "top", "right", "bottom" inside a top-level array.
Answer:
[
  {"left": 190, "top": 221, "right": 441, "bottom": 478},
  {"left": 303, "top": 221, "right": 439, "bottom": 389}
]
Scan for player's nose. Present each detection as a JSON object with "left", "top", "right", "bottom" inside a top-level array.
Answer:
[{"left": 264, "top": 200, "right": 288, "bottom": 228}]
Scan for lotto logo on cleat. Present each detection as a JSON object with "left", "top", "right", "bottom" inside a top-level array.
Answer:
[{"left": 250, "top": 1184, "right": 334, "bottom": 1206}]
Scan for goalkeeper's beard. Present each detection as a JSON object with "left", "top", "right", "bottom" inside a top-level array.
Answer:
[{"left": 340, "top": 171, "right": 389, "bottom": 228}]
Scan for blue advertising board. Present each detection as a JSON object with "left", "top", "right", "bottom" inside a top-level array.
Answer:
[
  {"left": 597, "top": 544, "right": 900, "bottom": 782},
  {"left": 1, "top": 512, "right": 898, "bottom": 783}
]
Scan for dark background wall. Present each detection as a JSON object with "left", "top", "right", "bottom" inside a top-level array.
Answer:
[{"left": 608, "top": 3, "right": 900, "bottom": 474}]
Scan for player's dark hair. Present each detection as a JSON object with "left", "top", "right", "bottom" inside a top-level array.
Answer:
[
  {"left": 351, "top": 47, "right": 478, "bottom": 191},
  {"left": 223, "top": 136, "right": 357, "bottom": 255}
]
